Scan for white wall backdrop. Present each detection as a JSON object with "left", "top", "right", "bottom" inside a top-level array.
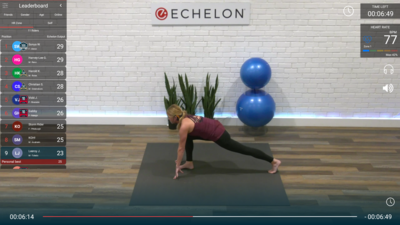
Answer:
[{"left": 66, "top": 0, "right": 400, "bottom": 125}]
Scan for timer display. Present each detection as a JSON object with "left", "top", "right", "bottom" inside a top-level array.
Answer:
[
  {"left": 366, "top": 214, "right": 392, "bottom": 220},
  {"left": 361, "top": 4, "right": 400, "bottom": 19}
]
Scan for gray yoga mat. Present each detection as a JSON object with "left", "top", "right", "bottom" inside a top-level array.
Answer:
[{"left": 130, "top": 142, "right": 290, "bottom": 206}]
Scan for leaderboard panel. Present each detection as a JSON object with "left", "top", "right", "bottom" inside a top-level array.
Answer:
[{"left": 0, "top": 0, "right": 67, "bottom": 169}]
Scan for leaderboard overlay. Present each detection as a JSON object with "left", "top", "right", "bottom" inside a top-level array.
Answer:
[{"left": 0, "top": 0, "right": 66, "bottom": 168}]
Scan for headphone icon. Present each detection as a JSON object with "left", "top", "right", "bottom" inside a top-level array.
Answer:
[{"left": 384, "top": 64, "right": 394, "bottom": 75}]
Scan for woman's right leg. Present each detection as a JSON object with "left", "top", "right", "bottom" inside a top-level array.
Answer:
[
  {"left": 215, "top": 131, "right": 275, "bottom": 163},
  {"left": 215, "top": 131, "right": 281, "bottom": 173}
]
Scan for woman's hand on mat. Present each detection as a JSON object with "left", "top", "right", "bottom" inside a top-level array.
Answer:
[{"left": 174, "top": 167, "right": 183, "bottom": 179}]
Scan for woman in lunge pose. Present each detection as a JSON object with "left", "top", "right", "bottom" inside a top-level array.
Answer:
[{"left": 167, "top": 104, "right": 281, "bottom": 179}]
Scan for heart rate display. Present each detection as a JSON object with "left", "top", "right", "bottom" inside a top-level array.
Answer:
[{"left": 361, "top": 24, "right": 400, "bottom": 57}]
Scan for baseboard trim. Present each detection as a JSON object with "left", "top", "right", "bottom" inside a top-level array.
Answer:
[{"left": 65, "top": 117, "right": 400, "bottom": 128}]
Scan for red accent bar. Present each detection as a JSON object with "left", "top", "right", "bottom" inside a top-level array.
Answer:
[
  {"left": 0, "top": 0, "right": 65, "bottom": 1},
  {"left": 44, "top": 216, "right": 193, "bottom": 218},
  {"left": 391, "top": 50, "right": 398, "bottom": 52},
  {"left": 1, "top": 159, "right": 66, "bottom": 164},
  {"left": 0, "top": 27, "right": 34, "bottom": 28}
]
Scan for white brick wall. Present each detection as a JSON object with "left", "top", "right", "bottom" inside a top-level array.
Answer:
[{"left": 66, "top": 0, "right": 400, "bottom": 119}]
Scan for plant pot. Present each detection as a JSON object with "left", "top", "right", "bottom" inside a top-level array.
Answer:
[{"left": 168, "top": 119, "right": 177, "bottom": 130}]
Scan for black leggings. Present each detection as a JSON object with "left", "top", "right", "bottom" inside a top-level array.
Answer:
[{"left": 185, "top": 130, "right": 274, "bottom": 163}]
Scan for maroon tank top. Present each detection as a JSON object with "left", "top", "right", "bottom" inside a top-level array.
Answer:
[{"left": 186, "top": 114, "right": 225, "bottom": 141}]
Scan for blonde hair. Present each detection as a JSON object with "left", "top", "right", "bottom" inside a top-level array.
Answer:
[{"left": 167, "top": 104, "right": 187, "bottom": 130}]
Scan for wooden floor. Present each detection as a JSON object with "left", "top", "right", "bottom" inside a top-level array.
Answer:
[{"left": 1, "top": 125, "right": 400, "bottom": 216}]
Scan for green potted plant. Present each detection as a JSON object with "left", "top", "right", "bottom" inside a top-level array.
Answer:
[
  {"left": 202, "top": 73, "right": 221, "bottom": 119},
  {"left": 164, "top": 72, "right": 181, "bottom": 130},
  {"left": 178, "top": 73, "right": 201, "bottom": 115}
]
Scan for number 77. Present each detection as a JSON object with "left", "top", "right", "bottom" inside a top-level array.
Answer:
[{"left": 384, "top": 35, "right": 397, "bottom": 44}]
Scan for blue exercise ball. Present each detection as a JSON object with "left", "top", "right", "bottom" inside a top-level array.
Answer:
[
  {"left": 240, "top": 58, "right": 271, "bottom": 89},
  {"left": 236, "top": 89, "right": 275, "bottom": 127}
]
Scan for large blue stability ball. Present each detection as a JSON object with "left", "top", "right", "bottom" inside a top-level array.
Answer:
[
  {"left": 236, "top": 89, "right": 276, "bottom": 127},
  {"left": 240, "top": 58, "right": 271, "bottom": 89}
]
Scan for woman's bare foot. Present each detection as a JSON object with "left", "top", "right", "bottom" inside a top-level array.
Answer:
[
  {"left": 179, "top": 161, "right": 194, "bottom": 170},
  {"left": 268, "top": 159, "right": 281, "bottom": 174}
]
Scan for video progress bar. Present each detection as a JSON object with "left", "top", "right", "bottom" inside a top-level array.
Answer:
[
  {"left": 195, "top": 216, "right": 358, "bottom": 218},
  {"left": 43, "top": 216, "right": 358, "bottom": 218}
]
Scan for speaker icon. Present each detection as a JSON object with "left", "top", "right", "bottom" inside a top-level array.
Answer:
[{"left": 383, "top": 84, "right": 394, "bottom": 93}]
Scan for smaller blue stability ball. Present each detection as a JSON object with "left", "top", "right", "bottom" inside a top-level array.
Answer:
[
  {"left": 236, "top": 89, "right": 275, "bottom": 127},
  {"left": 240, "top": 58, "right": 271, "bottom": 89}
]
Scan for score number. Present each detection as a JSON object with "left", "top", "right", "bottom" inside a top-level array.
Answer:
[
  {"left": 57, "top": 70, "right": 64, "bottom": 77},
  {"left": 57, "top": 110, "right": 64, "bottom": 116},
  {"left": 57, "top": 97, "right": 64, "bottom": 103}
]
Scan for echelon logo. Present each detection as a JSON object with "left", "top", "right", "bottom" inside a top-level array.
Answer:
[
  {"left": 155, "top": 7, "right": 168, "bottom": 20},
  {"left": 152, "top": 3, "right": 250, "bottom": 25}
]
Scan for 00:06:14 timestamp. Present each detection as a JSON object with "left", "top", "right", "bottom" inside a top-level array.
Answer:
[{"left": 9, "top": 214, "right": 34, "bottom": 220}]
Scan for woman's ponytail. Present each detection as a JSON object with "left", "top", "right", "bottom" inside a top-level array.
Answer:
[{"left": 177, "top": 110, "right": 187, "bottom": 130}]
